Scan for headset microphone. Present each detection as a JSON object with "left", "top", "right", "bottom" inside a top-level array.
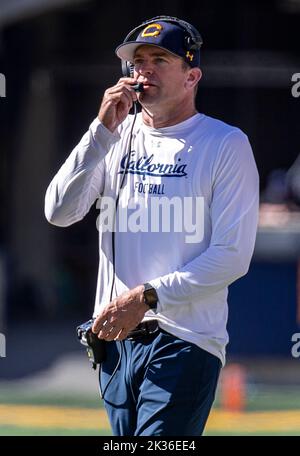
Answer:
[{"left": 132, "top": 82, "right": 144, "bottom": 92}]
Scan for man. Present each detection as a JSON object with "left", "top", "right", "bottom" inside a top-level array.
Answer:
[{"left": 45, "top": 16, "right": 259, "bottom": 436}]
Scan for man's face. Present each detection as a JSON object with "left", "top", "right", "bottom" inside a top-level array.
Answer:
[{"left": 133, "top": 45, "right": 192, "bottom": 108}]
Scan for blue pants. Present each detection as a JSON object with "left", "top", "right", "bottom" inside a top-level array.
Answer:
[{"left": 99, "top": 328, "right": 221, "bottom": 436}]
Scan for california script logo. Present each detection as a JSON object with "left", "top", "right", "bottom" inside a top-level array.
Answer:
[{"left": 118, "top": 151, "right": 188, "bottom": 180}]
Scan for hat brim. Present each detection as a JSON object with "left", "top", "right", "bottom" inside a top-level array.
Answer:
[{"left": 115, "top": 41, "right": 179, "bottom": 62}]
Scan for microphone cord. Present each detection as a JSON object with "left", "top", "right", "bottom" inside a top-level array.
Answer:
[
  {"left": 109, "top": 101, "right": 138, "bottom": 302},
  {"left": 100, "top": 102, "right": 139, "bottom": 401}
]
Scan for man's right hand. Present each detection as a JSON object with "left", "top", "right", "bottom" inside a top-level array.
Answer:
[{"left": 98, "top": 78, "right": 139, "bottom": 132}]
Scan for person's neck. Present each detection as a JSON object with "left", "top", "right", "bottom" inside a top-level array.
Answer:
[{"left": 141, "top": 100, "right": 198, "bottom": 129}]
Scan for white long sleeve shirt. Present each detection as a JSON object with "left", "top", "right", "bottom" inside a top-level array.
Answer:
[{"left": 45, "top": 112, "right": 259, "bottom": 365}]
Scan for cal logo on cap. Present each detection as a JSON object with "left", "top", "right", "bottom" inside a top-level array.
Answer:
[{"left": 141, "top": 23, "right": 162, "bottom": 38}]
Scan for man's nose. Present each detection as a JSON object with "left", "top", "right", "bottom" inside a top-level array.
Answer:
[{"left": 138, "top": 62, "right": 154, "bottom": 75}]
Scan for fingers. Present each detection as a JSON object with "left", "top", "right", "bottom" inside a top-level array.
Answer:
[
  {"left": 98, "top": 324, "right": 115, "bottom": 340},
  {"left": 92, "top": 314, "right": 107, "bottom": 334},
  {"left": 114, "top": 328, "right": 127, "bottom": 341},
  {"left": 109, "top": 78, "right": 139, "bottom": 98},
  {"left": 105, "top": 83, "right": 138, "bottom": 105},
  {"left": 92, "top": 314, "right": 128, "bottom": 341},
  {"left": 92, "top": 311, "right": 121, "bottom": 340},
  {"left": 92, "top": 286, "right": 146, "bottom": 341},
  {"left": 117, "top": 77, "right": 139, "bottom": 86},
  {"left": 108, "top": 91, "right": 134, "bottom": 111},
  {"left": 102, "top": 326, "right": 123, "bottom": 342},
  {"left": 98, "top": 78, "right": 140, "bottom": 131},
  {"left": 95, "top": 322, "right": 127, "bottom": 341}
]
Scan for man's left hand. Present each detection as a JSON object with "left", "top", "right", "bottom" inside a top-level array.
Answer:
[{"left": 92, "top": 285, "right": 149, "bottom": 341}]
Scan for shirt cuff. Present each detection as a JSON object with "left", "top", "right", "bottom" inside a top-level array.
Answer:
[{"left": 89, "top": 117, "right": 121, "bottom": 149}]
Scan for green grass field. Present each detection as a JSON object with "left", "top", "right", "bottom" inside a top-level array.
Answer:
[{"left": 0, "top": 385, "right": 299, "bottom": 436}]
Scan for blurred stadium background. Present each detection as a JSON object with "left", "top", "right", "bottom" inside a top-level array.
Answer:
[{"left": 0, "top": 0, "right": 300, "bottom": 436}]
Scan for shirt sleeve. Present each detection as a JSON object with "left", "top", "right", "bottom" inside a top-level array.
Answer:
[
  {"left": 44, "top": 117, "right": 120, "bottom": 227},
  {"left": 149, "top": 130, "right": 259, "bottom": 311}
]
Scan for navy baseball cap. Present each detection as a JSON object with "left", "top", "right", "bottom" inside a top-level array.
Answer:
[{"left": 116, "top": 20, "right": 201, "bottom": 68}]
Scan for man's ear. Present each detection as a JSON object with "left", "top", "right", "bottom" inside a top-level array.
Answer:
[{"left": 186, "top": 68, "right": 202, "bottom": 90}]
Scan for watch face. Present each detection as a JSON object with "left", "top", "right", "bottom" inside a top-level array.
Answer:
[
  {"left": 144, "top": 285, "right": 158, "bottom": 309},
  {"left": 144, "top": 283, "right": 153, "bottom": 292}
]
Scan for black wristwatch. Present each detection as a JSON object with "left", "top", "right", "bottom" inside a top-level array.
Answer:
[{"left": 143, "top": 283, "right": 158, "bottom": 310}]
